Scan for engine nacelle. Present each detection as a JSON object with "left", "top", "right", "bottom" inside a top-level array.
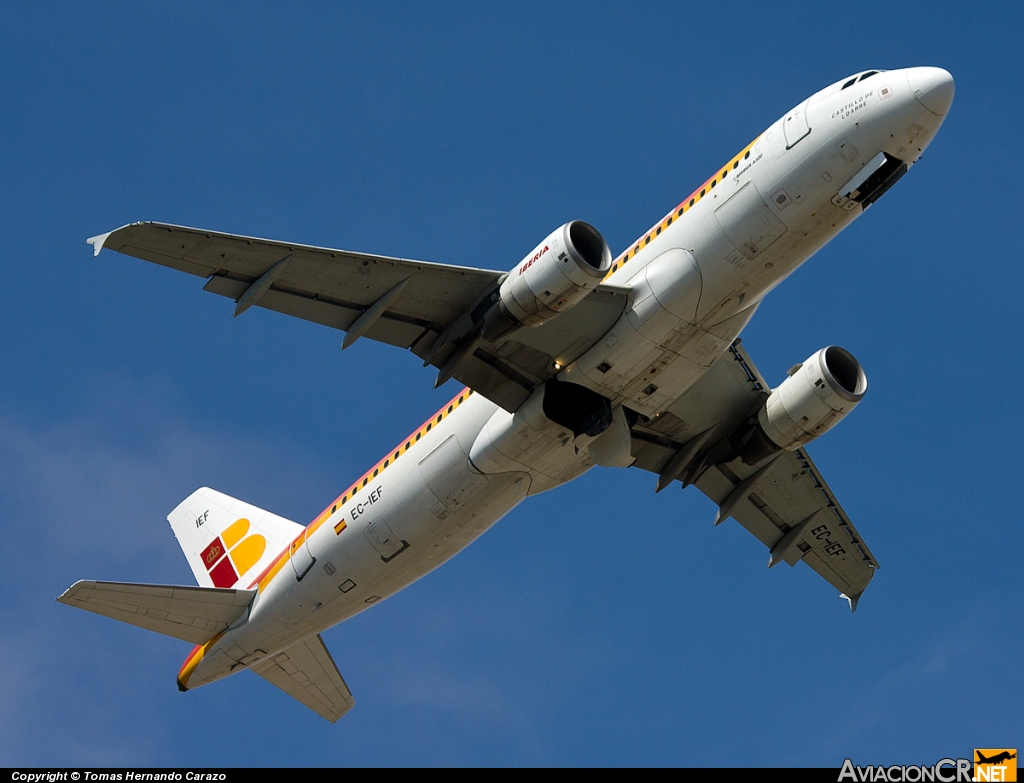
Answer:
[
  {"left": 757, "top": 346, "right": 867, "bottom": 451},
  {"left": 482, "top": 221, "right": 612, "bottom": 340}
]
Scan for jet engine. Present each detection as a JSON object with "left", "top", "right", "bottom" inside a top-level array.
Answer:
[
  {"left": 739, "top": 347, "right": 867, "bottom": 462},
  {"left": 481, "top": 221, "right": 612, "bottom": 340}
]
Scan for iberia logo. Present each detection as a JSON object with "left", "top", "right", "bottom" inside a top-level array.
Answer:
[
  {"left": 975, "top": 750, "right": 1017, "bottom": 782},
  {"left": 200, "top": 518, "right": 266, "bottom": 588}
]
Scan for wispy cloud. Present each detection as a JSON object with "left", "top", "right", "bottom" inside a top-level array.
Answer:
[{"left": 0, "top": 385, "right": 333, "bottom": 765}]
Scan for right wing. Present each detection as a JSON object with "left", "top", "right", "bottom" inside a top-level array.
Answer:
[
  {"left": 251, "top": 634, "right": 355, "bottom": 722},
  {"left": 89, "top": 222, "right": 628, "bottom": 411}
]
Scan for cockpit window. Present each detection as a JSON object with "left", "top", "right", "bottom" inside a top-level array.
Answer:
[{"left": 842, "top": 70, "right": 886, "bottom": 90}]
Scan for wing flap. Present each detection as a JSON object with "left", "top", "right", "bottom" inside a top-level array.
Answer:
[
  {"left": 57, "top": 581, "right": 255, "bottom": 644},
  {"left": 251, "top": 634, "right": 354, "bottom": 722}
]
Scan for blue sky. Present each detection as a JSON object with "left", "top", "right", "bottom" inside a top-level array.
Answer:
[{"left": 1, "top": 1, "right": 1021, "bottom": 767}]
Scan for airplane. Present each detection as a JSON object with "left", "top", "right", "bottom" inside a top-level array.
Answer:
[
  {"left": 977, "top": 752, "right": 1017, "bottom": 765},
  {"left": 59, "top": 66, "right": 955, "bottom": 722}
]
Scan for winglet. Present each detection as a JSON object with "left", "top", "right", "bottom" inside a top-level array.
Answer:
[
  {"left": 840, "top": 591, "right": 862, "bottom": 613},
  {"left": 86, "top": 231, "right": 113, "bottom": 257}
]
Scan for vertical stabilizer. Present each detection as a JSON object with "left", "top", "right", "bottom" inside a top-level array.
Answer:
[{"left": 168, "top": 487, "right": 303, "bottom": 589}]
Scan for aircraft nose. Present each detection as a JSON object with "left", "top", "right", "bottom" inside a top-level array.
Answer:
[{"left": 906, "top": 67, "right": 955, "bottom": 116}]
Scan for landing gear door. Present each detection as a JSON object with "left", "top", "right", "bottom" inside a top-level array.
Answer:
[{"left": 783, "top": 100, "right": 811, "bottom": 149}]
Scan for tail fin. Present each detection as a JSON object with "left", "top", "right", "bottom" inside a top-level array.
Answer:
[{"left": 168, "top": 487, "right": 304, "bottom": 589}]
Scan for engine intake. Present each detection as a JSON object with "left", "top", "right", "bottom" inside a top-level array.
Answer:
[
  {"left": 482, "top": 221, "right": 612, "bottom": 340},
  {"left": 741, "top": 346, "right": 867, "bottom": 462}
]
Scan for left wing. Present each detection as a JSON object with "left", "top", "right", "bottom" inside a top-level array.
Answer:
[
  {"left": 629, "top": 341, "right": 879, "bottom": 608},
  {"left": 251, "top": 634, "right": 354, "bottom": 722},
  {"left": 89, "top": 222, "right": 628, "bottom": 411}
]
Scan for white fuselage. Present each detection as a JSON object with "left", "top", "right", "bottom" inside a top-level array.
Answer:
[{"left": 186, "top": 66, "right": 952, "bottom": 688}]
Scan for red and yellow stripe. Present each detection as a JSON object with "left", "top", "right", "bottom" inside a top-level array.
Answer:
[
  {"left": 247, "top": 387, "right": 476, "bottom": 592},
  {"left": 605, "top": 134, "right": 762, "bottom": 279},
  {"left": 177, "top": 631, "right": 225, "bottom": 691}
]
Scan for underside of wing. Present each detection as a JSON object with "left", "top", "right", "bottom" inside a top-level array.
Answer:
[
  {"left": 251, "top": 634, "right": 354, "bottom": 722},
  {"left": 57, "top": 580, "right": 256, "bottom": 644},
  {"left": 90, "top": 222, "right": 627, "bottom": 411},
  {"left": 629, "top": 341, "right": 878, "bottom": 608},
  {"left": 90, "top": 221, "right": 500, "bottom": 346}
]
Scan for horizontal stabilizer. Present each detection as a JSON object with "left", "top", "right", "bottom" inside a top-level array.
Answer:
[
  {"left": 252, "top": 634, "right": 354, "bottom": 722},
  {"left": 57, "top": 580, "right": 255, "bottom": 644}
]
